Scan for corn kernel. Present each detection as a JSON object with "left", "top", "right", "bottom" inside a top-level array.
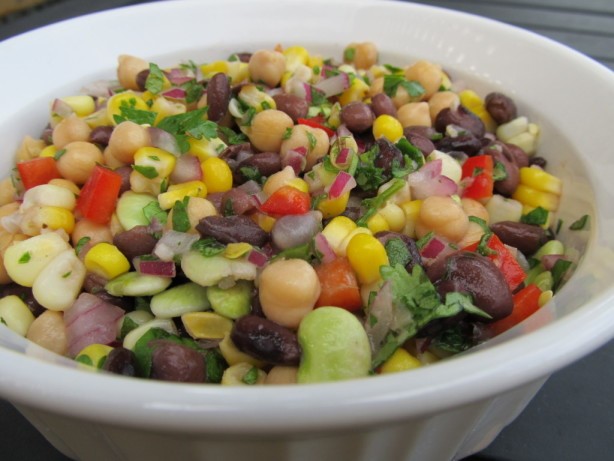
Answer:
[
  {"left": 60, "top": 95, "right": 96, "bottom": 117},
  {"left": 75, "top": 343, "right": 113, "bottom": 369},
  {"left": 20, "top": 206, "right": 75, "bottom": 236},
  {"left": 225, "top": 242, "right": 252, "bottom": 259},
  {"left": 512, "top": 184, "right": 560, "bottom": 212},
  {"left": 84, "top": 242, "right": 130, "bottom": 279},
  {"left": 283, "top": 46, "right": 310, "bottom": 71},
  {"left": 238, "top": 84, "right": 277, "bottom": 112},
  {"left": 373, "top": 114, "right": 403, "bottom": 142},
  {"left": 338, "top": 77, "right": 370, "bottom": 106},
  {"left": 367, "top": 213, "right": 390, "bottom": 234},
  {"left": 251, "top": 212, "right": 276, "bottom": 232},
  {"left": 201, "top": 157, "right": 233, "bottom": 193},
  {"left": 346, "top": 232, "right": 389, "bottom": 284},
  {"left": 400, "top": 199, "right": 422, "bottom": 238},
  {"left": 106, "top": 92, "right": 150, "bottom": 126},
  {"left": 459, "top": 90, "right": 496, "bottom": 132},
  {"left": 158, "top": 181, "right": 207, "bottom": 210},
  {"left": 181, "top": 312, "right": 234, "bottom": 340},
  {"left": 188, "top": 136, "right": 228, "bottom": 161},
  {"left": 39, "top": 145, "right": 58, "bottom": 158},
  {"left": 201, "top": 61, "right": 248, "bottom": 84},
  {"left": 321, "top": 216, "right": 357, "bottom": 254},
  {"left": 378, "top": 202, "right": 405, "bottom": 232},
  {"left": 0, "top": 295, "right": 35, "bottom": 336},
  {"left": 200, "top": 61, "right": 229, "bottom": 78},
  {"left": 133, "top": 147, "right": 177, "bottom": 179},
  {"left": 286, "top": 178, "right": 310, "bottom": 193},
  {"left": 219, "top": 333, "right": 265, "bottom": 367},
  {"left": 317, "top": 191, "right": 350, "bottom": 219},
  {"left": 519, "top": 166, "right": 562, "bottom": 195},
  {"left": 538, "top": 290, "right": 553, "bottom": 307},
  {"left": 380, "top": 348, "right": 422, "bottom": 374}
]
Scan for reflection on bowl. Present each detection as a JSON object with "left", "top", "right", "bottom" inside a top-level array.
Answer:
[{"left": 1, "top": 1, "right": 614, "bottom": 460}]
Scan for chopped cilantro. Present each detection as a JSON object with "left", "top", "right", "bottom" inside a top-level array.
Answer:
[
  {"left": 242, "top": 366, "right": 260, "bottom": 385},
  {"left": 493, "top": 160, "right": 508, "bottom": 181},
  {"left": 180, "top": 60, "right": 198, "bottom": 74},
  {"left": 383, "top": 63, "right": 403, "bottom": 74},
  {"left": 113, "top": 98, "right": 157, "bottom": 125},
  {"left": 395, "top": 137, "right": 424, "bottom": 170},
  {"left": 282, "top": 127, "right": 293, "bottom": 140},
  {"left": 182, "top": 80, "right": 204, "bottom": 104},
  {"left": 239, "top": 166, "right": 264, "bottom": 184},
  {"left": 354, "top": 145, "right": 386, "bottom": 192},
  {"left": 383, "top": 74, "right": 425, "bottom": 98},
  {"left": 222, "top": 198, "right": 235, "bottom": 217},
  {"left": 569, "top": 214, "right": 589, "bottom": 231},
  {"left": 191, "top": 238, "right": 225, "bottom": 257},
  {"left": 521, "top": 207, "right": 549, "bottom": 226},
  {"left": 145, "top": 63, "right": 165, "bottom": 94},
  {"left": 356, "top": 178, "right": 405, "bottom": 227},
  {"left": 384, "top": 237, "right": 413, "bottom": 268},
  {"left": 143, "top": 201, "right": 168, "bottom": 225},
  {"left": 261, "top": 100, "right": 272, "bottom": 110},
  {"left": 132, "top": 165, "right": 159, "bottom": 179},
  {"left": 171, "top": 198, "right": 191, "bottom": 232},
  {"left": 18, "top": 252, "right": 31, "bottom": 264},
  {"left": 120, "top": 316, "right": 140, "bottom": 340},
  {"left": 306, "top": 131, "right": 317, "bottom": 151},
  {"left": 54, "top": 148, "right": 66, "bottom": 160},
  {"left": 218, "top": 126, "right": 247, "bottom": 145},
  {"left": 343, "top": 47, "right": 356, "bottom": 62},
  {"left": 156, "top": 108, "right": 216, "bottom": 153},
  {"left": 552, "top": 258, "right": 573, "bottom": 291},
  {"left": 310, "top": 87, "right": 328, "bottom": 106},
  {"left": 62, "top": 271, "right": 72, "bottom": 279},
  {"left": 75, "top": 236, "right": 91, "bottom": 255},
  {"left": 468, "top": 215, "right": 489, "bottom": 232}
]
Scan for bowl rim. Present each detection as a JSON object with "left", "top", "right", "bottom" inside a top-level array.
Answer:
[{"left": 1, "top": 0, "right": 614, "bottom": 434}]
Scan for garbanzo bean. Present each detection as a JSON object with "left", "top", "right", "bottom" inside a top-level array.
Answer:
[
  {"left": 415, "top": 195, "right": 469, "bottom": 242},
  {"left": 280, "top": 124, "right": 330, "bottom": 171},
  {"left": 344, "top": 42, "right": 378, "bottom": 69},
  {"left": 166, "top": 197, "right": 217, "bottom": 234},
  {"left": 48, "top": 178, "right": 81, "bottom": 196},
  {"left": 15, "top": 136, "right": 46, "bottom": 162},
  {"left": 56, "top": 141, "right": 104, "bottom": 185},
  {"left": 106, "top": 120, "right": 151, "bottom": 164},
  {"left": 247, "top": 109, "right": 294, "bottom": 152},
  {"left": 405, "top": 60, "right": 443, "bottom": 100},
  {"left": 52, "top": 114, "right": 92, "bottom": 149},
  {"left": 258, "top": 258, "right": 321, "bottom": 329},
  {"left": 397, "top": 102, "right": 432, "bottom": 127},
  {"left": 457, "top": 198, "right": 490, "bottom": 247},
  {"left": 264, "top": 366, "right": 298, "bottom": 385},
  {"left": 428, "top": 91, "right": 460, "bottom": 122},
  {"left": 117, "top": 54, "right": 149, "bottom": 91},
  {"left": 0, "top": 178, "right": 16, "bottom": 206},
  {"left": 248, "top": 50, "right": 286, "bottom": 87},
  {"left": 26, "top": 310, "right": 68, "bottom": 356},
  {"left": 71, "top": 219, "right": 113, "bottom": 247}
]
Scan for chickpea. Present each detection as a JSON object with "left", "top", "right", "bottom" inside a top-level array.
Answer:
[
  {"left": 247, "top": 109, "right": 294, "bottom": 152},
  {"left": 405, "top": 60, "right": 443, "bottom": 100},
  {"left": 0, "top": 231, "right": 28, "bottom": 284},
  {"left": 369, "top": 76, "right": 384, "bottom": 98},
  {"left": 15, "top": 136, "right": 46, "bottom": 162},
  {"left": 415, "top": 195, "right": 469, "bottom": 243},
  {"left": 397, "top": 102, "right": 431, "bottom": 128},
  {"left": 428, "top": 91, "right": 460, "bottom": 122},
  {"left": 117, "top": 54, "right": 149, "bottom": 91},
  {"left": 258, "top": 258, "right": 321, "bottom": 329},
  {"left": 103, "top": 146, "right": 128, "bottom": 169},
  {"left": 72, "top": 219, "right": 113, "bottom": 247},
  {"left": 457, "top": 198, "right": 490, "bottom": 247},
  {"left": 56, "top": 141, "right": 104, "bottom": 185},
  {"left": 166, "top": 197, "right": 217, "bottom": 233},
  {"left": 248, "top": 50, "right": 286, "bottom": 87},
  {"left": 264, "top": 366, "right": 298, "bottom": 385},
  {"left": 262, "top": 165, "right": 296, "bottom": 196},
  {"left": 344, "top": 42, "right": 378, "bottom": 70},
  {"left": 52, "top": 114, "right": 92, "bottom": 149},
  {"left": 26, "top": 310, "right": 68, "bottom": 356},
  {"left": 280, "top": 125, "right": 330, "bottom": 171},
  {"left": 48, "top": 178, "right": 81, "bottom": 196},
  {"left": 106, "top": 121, "right": 151, "bottom": 164}
]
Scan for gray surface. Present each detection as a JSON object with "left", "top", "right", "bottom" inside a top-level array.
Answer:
[{"left": 1, "top": 1, "right": 613, "bottom": 460}]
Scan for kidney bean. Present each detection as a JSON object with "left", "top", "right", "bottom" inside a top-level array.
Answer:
[
  {"left": 404, "top": 131, "right": 435, "bottom": 156},
  {"left": 341, "top": 101, "right": 375, "bottom": 133},
  {"left": 435, "top": 132, "right": 482, "bottom": 156},
  {"left": 272, "top": 93, "right": 309, "bottom": 122},
  {"left": 220, "top": 187, "right": 257, "bottom": 216},
  {"left": 485, "top": 92, "right": 517, "bottom": 125},
  {"left": 113, "top": 225, "right": 158, "bottom": 262},
  {"left": 505, "top": 142, "right": 529, "bottom": 168},
  {"left": 234, "top": 52, "right": 252, "bottom": 63},
  {"left": 89, "top": 126, "right": 114, "bottom": 146},
  {"left": 482, "top": 142, "right": 519, "bottom": 196},
  {"left": 1, "top": 283, "right": 45, "bottom": 317},
  {"left": 206, "top": 72, "right": 231, "bottom": 122},
  {"left": 196, "top": 215, "right": 269, "bottom": 246},
  {"left": 374, "top": 138, "right": 403, "bottom": 181},
  {"left": 114, "top": 165, "right": 133, "bottom": 195},
  {"left": 371, "top": 93, "right": 397, "bottom": 118},
  {"left": 427, "top": 251, "right": 513, "bottom": 321},
  {"left": 435, "top": 105, "right": 486, "bottom": 138},
  {"left": 135, "top": 69, "right": 150, "bottom": 91},
  {"left": 235, "top": 151, "right": 282, "bottom": 183},
  {"left": 220, "top": 142, "right": 255, "bottom": 172},
  {"left": 490, "top": 221, "right": 547, "bottom": 256},
  {"left": 102, "top": 347, "right": 137, "bottom": 377},
  {"left": 374, "top": 231, "right": 423, "bottom": 272},
  {"left": 149, "top": 340, "right": 205, "bottom": 383},
  {"left": 231, "top": 315, "right": 301, "bottom": 366}
]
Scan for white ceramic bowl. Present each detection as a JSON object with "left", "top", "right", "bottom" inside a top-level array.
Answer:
[{"left": 1, "top": 1, "right": 614, "bottom": 460}]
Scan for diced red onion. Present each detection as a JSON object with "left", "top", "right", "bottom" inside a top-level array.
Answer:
[
  {"left": 80, "top": 80, "right": 114, "bottom": 98},
  {"left": 51, "top": 98, "right": 74, "bottom": 118},
  {"left": 541, "top": 254, "right": 566, "bottom": 271},
  {"left": 247, "top": 249, "right": 269, "bottom": 267},
  {"left": 408, "top": 159, "right": 458, "bottom": 199},
  {"left": 162, "top": 87, "right": 187, "bottom": 100},
  {"left": 221, "top": 187, "right": 258, "bottom": 215},
  {"left": 281, "top": 149, "right": 307, "bottom": 174},
  {"left": 134, "top": 258, "right": 177, "bottom": 277},
  {"left": 336, "top": 124, "right": 353, "bottom": 139},
  {"left": 153, "top": 231, "right": 199, "bottom": 261},
  {"left": 314, "top": 72, "right": 350, "bottom": 97},
  {"left": 420, "top": 236, "right": 447, "bottom": 258},
  {"left": 314, "top": 233, "right": 336, "bottom": 264},
  {"left": 326, "top": 171, "right": 356, "bottom": 199},
  {"left": 336, "top": 147, "right": 350, "bottom": 165},
  {"left": 64, "top": 293, "right": 125, "bottom": 358},
  {"left": 148, "top": 127, "right": 181, "bottom": 156},
  {"left": 364, "top": 281, "right": 393, "bottom": 352},
  {"left": 169, "top": 154, "right": 202, "bottom": 184},
  {"left": 165, "top": 68, "right": 194, "bottom": 85}
]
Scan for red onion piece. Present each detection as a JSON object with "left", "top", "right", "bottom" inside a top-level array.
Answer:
[
  {"left": 80, "top": 80, "right": 114, "bottom": 98},
  {"left": 336, "top": 124, "right": 353, "bottom": 138},
  {"left": 314, "top": 233, "right": 336, "bottom": 264},
  {"left": 336, "top": 147, "right": 350, "bottom": 164},
  {"left": 247, "top": 249, "right": 269, "bottom": 267},
  {"left": 221, "top": 187, "right": 259, "bottom": 215},
  {"left": 237, "top": 180, "right": 262, "bottom": 195},
  {"left": 314, "top": 72, "right": 350, "bottom": 97},
  {"left": 51, "top": 99, "right": 74, "bottom": 118},
  {"left": 542, "top": 254, "right": 566, "bottom": 271},
  {"left": 420, "top": 236, "right": 447, "bottom": 258},
  {"left": 326, "top": 171, "right": 356, "bottom": 199},
  {"left": 148, "top": 127, "right": 181, "bottom": 156},
  {"left": 281, "top": 149, "right": 307, "bottom": 175},
  {"left": 169, "top": 154, "right": 202, "bottom": 184},
  {"left": 162, "top": 87, "right": 187, "bottom": 100},
  {"left": 364, "top": 281, "right": 394, "bottom": 352},
  {"left": 408, "top": 159, "right": 458, "bottom": 199},
  {"left": 135, "top": 259, "right": 177, "bottom": 277},
  {"left": 165, "top": 68, "right": 194, "bottom": 85},
  {"left": 153, "top": 231, "right": 199, "bottom": 261}
]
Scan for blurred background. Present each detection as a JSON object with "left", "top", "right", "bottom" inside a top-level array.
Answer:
[{"left": 1, "top": 1, "right": 613, "bottom": 461}]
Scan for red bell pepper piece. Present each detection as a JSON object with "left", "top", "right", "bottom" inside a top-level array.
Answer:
[
  {"left": 16, "top": 157, "right": 61, "bottom": 190},
  {"left": 461, "top": 155, "right": 493, "bottom": 200},
  {"left": 487, "top": 283, "right": 542, "bottom": 336},
  {"left": 76, "top": 165, "right": 123, "bottom": 224},
  {"left": 260, "top": 185, "right": 311, "bottom": 216},
  {"left": 314, "top": 257, "right": 362, "bottom": 311},
  {"left": 463, "top": 233, "right": 526, "bottom": 291},
  {"left": 297, "top": 117, "right": 335, "bottom": 137}
]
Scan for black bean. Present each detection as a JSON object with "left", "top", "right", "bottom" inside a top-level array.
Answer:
[
  {"left": 404, "top": 131, "right": 435, "bottom": 156},
  {"left": 485, "top": 92, "right": 517, "bottom": 125},
  {"left": 341, "top": 101, "right": 375, "bottom": 133},
  {"left": 490, "top": 221, "right": 547, "bottom": 256},
  {"left": 374, "top": 138, "right": 404, "bottom": 181},
  {"left": 371, "top": 93, "right": 397, "bottom": 118},
  {"left": 102, "top": 347, "right": 137, "bottom": 377},
  {"left": 482, "top": 142, "right": 519, "bottom": 196},
  {"left": 89, "top": 126, "right": 114, "bottom": 146},
  {"left": 272, "top": 93, "right": 309, "bottom": 123},
  {"left": 113, "top": 225, "right": 158, "bottom": 262},
  {"left": 196, "top": 215, "right": 269, "bottom": 246},
  {"left": 435, "top": 132, "right": 482, "bottom": 156},
  {"left": 427, "top": 251, "right": 513, "bottom": 321},
  {"left": 505, "top": 142, "right": 529, "bottom": 168},
  {"left": 235, "top": 151, "right": 282, "bottom": 182},
  {"left": 207, "top": 73, "right": 231, "bottom": 122},
  {"left": 231, "top": 315, "right": 301, "bottom": 366},
  {"left": 234, "top": 52, "right": 252, "bottom": 63},
  {"left": 150, "top": 340, "right": 205, "bottom": 383},
  {"left": 435, "top": 105, "right": 486, "bottom": 138}
]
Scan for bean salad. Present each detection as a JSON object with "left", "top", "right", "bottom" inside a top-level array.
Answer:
[{"left": 0, "top": 42, "right": 579, "bottom": 385}]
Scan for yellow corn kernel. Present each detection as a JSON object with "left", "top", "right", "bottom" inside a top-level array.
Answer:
[
  {"left": 0, "top": 295, "right": 35, "bottom": 336},
  {"left": 459, "top": 90, "right": 496, "bottom": 132},
  {"left": 83, "top": 108, "right": 111, "bottom": 128},
  {"left": 346, "top": 232, "right": 389, "bottom": 284},
  {"left": 378, "top": 202, "right": 405, "bottom": 232},
  {"left": 225, "top": 242, "right": 252, "bottom": 259},
  {"left": 400, "top": 200, "right": 422, "bottom": 239},
  {"left": 373, "top": 114, "right": 403, "bottom": 143},
  {"left": 238, "top": 84, "right": 277, "bottom": 112},
  {"left": 338, "top": 77, "right": 370, "bottom": 106},
  {"left": 182, "top": 312, "right": 234, "bottom": 340},
  {"left": 219, "top": 333, "right": 265, "bottom": 367},
  {"left": 519, "top": 166, "right": 562, "bottom": 195},
  {"left": 158, "top": 181, "right": 207, "bottom": 210},
  {"left": 151, "top": 96, "right": 187, "bottom": 124},
  {"left": 512, "top": 184, "right": 560, "bottom": 212},
  {"left": 307, "top": 54, "right": 324, "bottom": 70},
  {"left": 367, "top": 213, "right": 390, "bottom": 234},
  {"left": 201, "top": 61, "right": 248, "bottom": 84},
  {"left": 286, "top": 178, "right": 310, "bottom": 193},
  {"left": 75, "top": 343, "right": 114, "bottom": 369},
  {"left": 133, "top": 147, "right": 177, "bottom": 179},
  {"left": 221, "top": 362, "right": 267, "bottom": 386},
  {"left": 201, "top": 157, "right": 233, "bottom": 193},
  {"left": 283, "top": 45, "right": 309, "bottom": 72},
  {"left": 317, "top": 191, "right": 350, "bottom": 219},
  {"left": 522, "top": 204, "right": 553, "bottom": 229},
  {"left": 251, "top": 212, "right": 276, "bottom": 232},
  {"left": 321, "top": 216, "right": 357, "bottom": 253},
  {"left": 106, "top": 92, "right": 150, "bottom": 126},
  {"left": 538, "top": 290, "right": 553, "bottom": 307},
  {"left": 39, "top": 145, "right": 58, "bottom": 158},
  {"left": 84, "top": 242, "right": 130, "bottom": 279},
  {"left": 188, "top": 136, "right": 228, "bottom": 161},
  {"left": 20, "top": 206, "right": 75, "bottom": 236},
  {"left": 380, "top": 348, "right": 422, "bottom": 374},
  {"left": 200, "top": 61, "right": 229, "bottom": 78},
  {"left": 339, "top": 226, "right": 373, "bottom": 257},
  {"left": 59, "top": 95, "right": 96, "bottom": 117}
]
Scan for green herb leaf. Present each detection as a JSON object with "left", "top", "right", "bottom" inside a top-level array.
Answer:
[
  {"left": 145, "top": 63, "right": 165, "bottom": 95},
  {"left": 18, "top": 252, "right": 31, "bottom": 264},
  {"left": 383, "top": 63, "right": 403, "bottom": 74},
  {"left": 476, "top": 233, "right": 497, "bottom": 256},
  {"left": 282, "top": 127, "right": 293, "bottom": 140},
  {"left": 239, "top": 166, "right": 264, "bottom": 184},
  {"left": 416, "top": 231, "right": 434, "bottom": 250},
  {"left": 383, "top": 74, "right": 425, "bottom": 98},
  {"left": 218, "top": 126, "right": 247, "bottom": 145},
  {"left": 120, "top": 316, "right": 140, "bottom": 340},
  {"left": 356, "top": 178, "right": 405, "bottom": 227},
  {"left": 384, "top": 237, "right": 413, "bottom": 268},
  {"left": 132, "top": 165, "right": 159, "bottom": 179},
  {"left": 569, "top": 214, "right": 589, "bottom": 231},
  {"left": 191, "top": 238, "right": 225, "bottom": 257},
  {"left": 157, "top": 107, "right": 212, "bottom": 153},
  {"left": 74, "top": 236, "right": 91, "bottom": 255},
  {"left": 113, "top": 98, "right": 157, "bottom": 125},
  {"left": 493, "top": 161, "right": 508, "bottom": 181},
  {"left": 468, "top": 215, "right": 489, "bottom": 232},
  {"left": 354, "top": 145, "right": 386, "bottom": 192},
  {"left": 204, "top": 349, "right": 227, "bottom": 384},
  {"left": 552, "top": 258, "right": 573, "bottom": 291},
  {"left": 344, "top": 47, "right": 356, "bottom": 62},
  {"left": 181, "top": 79, "right": 204, "bottom": 104},
  {"left": 242, "top": 366, "right": 260, "bottom": 385},
  {"left": 171, "top": 198, "right": 191, "bottom": 232},
  {"left": 310, "top": 86, "right": 328, "bottom": 106},
  {"left": 521, "top": 206, "right": 549, "bottom": 226},
  {"left": 395, "top": 137, "right": 425, "bottom": 171},
  {"left": 53, "top": 148, "right": 66, "bottom": 160},
  {"left": 75, "top": 355, "right": 94, "bottom": 367},
  {"left": 306, "top": 131, "right": 317, "bottom": 151},
  {"left": 143, "top": 201, "right": 168, "bottom": 225}
]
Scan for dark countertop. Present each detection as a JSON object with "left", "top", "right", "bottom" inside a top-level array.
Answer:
[{"left": 1, "top": 1, "right": 613, "bottom": 460}]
